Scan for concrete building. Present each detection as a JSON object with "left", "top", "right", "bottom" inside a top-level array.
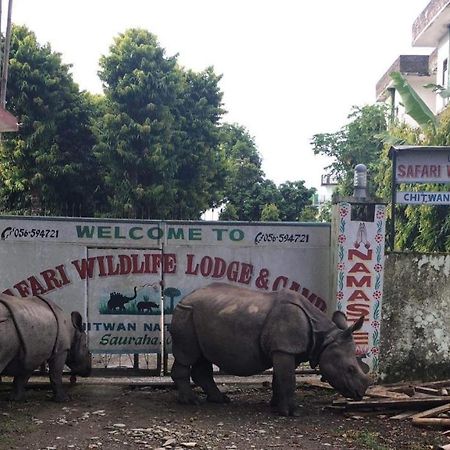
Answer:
[{"left": 376, "top": 0, "right": 450, "bottom": 122}]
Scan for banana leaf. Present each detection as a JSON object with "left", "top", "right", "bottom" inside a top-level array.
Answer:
[{"left": 390, "top": 71, "right": 437, "bottom": 132}]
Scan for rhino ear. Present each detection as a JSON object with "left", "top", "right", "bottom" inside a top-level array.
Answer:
[
  {"left": 71, "top": 311, "right": 83, "bottom": 331},
  {"left": 332, "top": 311, "right": 348, "bottom": 330}
]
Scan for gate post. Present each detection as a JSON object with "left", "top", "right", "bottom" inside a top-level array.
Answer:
[{"left": 330, "top": 165, "right": 387, "bottom": 376}]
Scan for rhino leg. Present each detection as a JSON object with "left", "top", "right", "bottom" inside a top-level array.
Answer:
[
  {"left": 48, "top": 352, "right": 69, "bottom": 402},
  {"left": 171, "top": 360, "right": 200, "bottom": 405},
  {"left": 10, "top": 373, "right": 32, "bottom": 401},
  {"left": 191, "top": 358, "right": 230, "bottom": 404},
  {"left": 271, "top": 352, "right": 297, "bottom": 416},
  {"left": 171, "top": 304, "right": 205, "bottom": 405}
]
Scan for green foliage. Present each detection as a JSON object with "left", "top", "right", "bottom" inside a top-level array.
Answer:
[
  {"left": 260, "top": 203, "right": 280, "bottom": 221},
  {"left": 390, "top": 72, "right": 437, "bottom": 132},
  {"left": 219, "top": 124, "right": 314, "bottom": 221},
  {"left": 375, "top": 108, "right": 450, "bottom": 251},
  {"left": 95, "top": 28, "right": 225, "bottom": 219},
  {"left": 0, "top": 25, "right": 100, "bottom": 215},
  {"left": 218, "top": 123, "right": 280, "bottom": 221},
  {"left": 278, "top": 180, "right": 316, "bottom": 221},
  {"left": 311, "top": 105, "right": 387, "bottom": 197},
  {"left": 297, "top": 205, "right": 318, "bottom": 222}
]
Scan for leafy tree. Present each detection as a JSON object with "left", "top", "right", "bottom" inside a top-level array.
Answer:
[
  {"left": 218, "top": 123, "right": 281, "bottom": 221},
  {"left": 381, "top": 73, "right": 450, "bottom": 251},
  {"left": 260, "top": 203, "right": 280, "bottom": 221},
  {"left": 311, "top": 105, "right": 387, "bottom": 197},
  {"left": 0, "top": 25, "right": 100, "bottom": 215},
  {"left": 374, "top": 75, "right": 450, "bottom": 251},
  {"left": 277, "top": 180, "right": 316, "bottom": 221},
  {"left": 95, "top": 28, "right": 225, "bottom": 219},
  {"left": 298, "top": 205, "right": 319, "bottom": 222}
]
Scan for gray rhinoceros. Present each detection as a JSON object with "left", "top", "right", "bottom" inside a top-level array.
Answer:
[
  {"left": 170, "top": 283, "right": 370, "bottom": 416},
  {"left": 0, "top": 293, "right": 92, "bottom": 401}
]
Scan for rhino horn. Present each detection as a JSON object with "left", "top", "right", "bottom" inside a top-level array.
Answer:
[
  {"left": 344, "top": 315, "right": 365, "bottom": 337},
  {"left": 332, "top": 311, "right": 365, "bottom": 337},
  {"left": 71, "top": 311, "right": 83, "bottom": 331}
]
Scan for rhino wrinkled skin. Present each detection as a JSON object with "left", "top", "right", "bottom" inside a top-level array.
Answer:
[
  {"left": 170, "top": 283, "right": 369, "bottom": 416},
  {"left": 0, "top": 294, "right": 92, "bottom": 401}
]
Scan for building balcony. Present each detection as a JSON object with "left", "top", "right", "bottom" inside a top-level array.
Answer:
[
  {"left": 376, "top": 54, "right": 433, "bottom": 101},
  {"left": 412, "top": 0, "right": 450, "bottom": 47}
]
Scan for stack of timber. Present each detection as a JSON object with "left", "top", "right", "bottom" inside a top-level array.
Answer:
[{"left": 326, "top": 379, "right": 450, "bottom": 445}]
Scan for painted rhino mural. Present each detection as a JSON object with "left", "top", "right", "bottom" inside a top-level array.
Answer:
[
  {"left": 170, "top": 282, "right": 369, "bottom": 416},
  {"left": 0, "top": 294, "right": 92, "bottom": 401}
]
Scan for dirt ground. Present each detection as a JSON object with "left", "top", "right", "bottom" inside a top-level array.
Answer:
[{"left": 0, "top": 375, "right": 448, "bottom": 450}]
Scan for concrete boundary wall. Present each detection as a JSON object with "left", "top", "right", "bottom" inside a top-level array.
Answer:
[{"left": 380, "top": 252, "right": 450, "bottom": 382}]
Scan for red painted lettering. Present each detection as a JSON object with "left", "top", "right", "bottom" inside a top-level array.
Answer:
[
  {"left": 346, "top": 303, "right": 369, "bottom": 318},
  {"left": 71, "top": 257, "right": 96, "bottom": 280},
  {"left": 28, "top": 276, "right": 48, "bottom": 296},
  {"left": 237, "top": 263, "right": 253, "bottom": 284},
  {"left": 272, "top": 276, "right": 288, "bottom": 291},
  {"left": 212, "top": 257, "right": 227, "bottom": 278},
  {"left": 346, "top": 275, "right": 371, "bottom": 287},
  {"left": 347, "top": 290, "right": 370, "bottom": 302},
  {"left": 348, "top": 249, "right": 373, "bottom": 260},
  {"left": 13, "top": 281, "right": 30, "bottom": 297}
]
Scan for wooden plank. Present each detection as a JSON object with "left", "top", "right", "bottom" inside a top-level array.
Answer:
[
  {"left": 414, "top": 386, "right": 440, "bottom": 396},
  {"left": 411, "top": 403, "right": 450, "bottom": 420},
  {"left": 435, "top": 444, "right": 450, "bottom": 450},
  {"left": 365, "top": 386, "right": 410, "bottom": 400},
  {"left": 390, "top": 410, "right": 416, "bottom": 420},
  {"left": 334, "top": 396, "right": 450, "bottom": 411},
  {"left": 385, "top": 379, "right": 450, "bottom": 392}
]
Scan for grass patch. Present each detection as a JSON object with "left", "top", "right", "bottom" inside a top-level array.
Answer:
[
  {"left": 0, "top": 408, "right": 38, "bottom": 446},
  {"left": 346, "top": 430, "right": 391, "bottom": 450}
]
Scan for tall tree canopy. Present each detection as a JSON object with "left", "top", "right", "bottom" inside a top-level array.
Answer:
[
  {"left": 95, "top": 28, "right": 225, "bottom": 219},
  {"left": 0, "top": 25, "right": 99, "bottom": 215},
  {"left": 219, "top": 124, "right": 315, "bottom": 221},
  {"left": 311, "top": 105, "right": 387, "bottom": 197},
  {"left": 218, "top": 123, "right": 280, "bottom": 221}
]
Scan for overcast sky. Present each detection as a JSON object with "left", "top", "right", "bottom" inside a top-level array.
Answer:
[{"left": 11, "top": 0, "right": 431, "bottom": 190}]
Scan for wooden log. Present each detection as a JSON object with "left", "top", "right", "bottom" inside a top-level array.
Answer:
[
  {"left": 410, "top": 403, "right": 450, "bottom": 420},
  {"left": 412, "top": 417, "right": 450, "bottom": 427}
]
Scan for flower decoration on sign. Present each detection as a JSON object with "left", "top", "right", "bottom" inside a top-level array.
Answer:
[
  {"left": 338, "top": 234, "right": 346, "bottom": 244},
  {"left": 371, "top": 320, "right": 380, "bottom": 329},
  {"left": 339, "top": 205, "right": 349, "bottom": 217},
  {"left": 336, "top": 291, "right": 344, "bottom": 300},
  {"left": 374, "top": 263, "right": 383, "bottom": 273},
  {"left": 375, "top": 233, "right": 384, "bottom": 244},
  {"left": 373, "top": 290, "right": 382, "bottom": 300},
  {"left": 337, "top": 262, "right": 345, "bottom": 271},
  {"left": 376, "top": 208, "right": 385, "bottom": 220},
  {"left": 371, "top": 347, "right": 380, "bottom": 355}
]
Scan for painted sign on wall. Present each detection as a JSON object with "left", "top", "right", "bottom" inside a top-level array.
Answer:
[
  {"left": 0, "top": 216, "right": 331, "bottom": 354},
  {"left": 393, "top": 146, "right": 450, "bottom": 184},
  {"left": 331, "top": 202, "right": 386, "bottom": 374}
]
